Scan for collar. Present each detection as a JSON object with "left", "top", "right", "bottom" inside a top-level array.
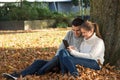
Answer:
[{"left": 84, "top": 33, "right": 96, "bottom": 42}]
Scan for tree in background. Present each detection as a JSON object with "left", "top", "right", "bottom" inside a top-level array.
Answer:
[{"left": 90, "top": 0, "right": 120, "bottom": 67}]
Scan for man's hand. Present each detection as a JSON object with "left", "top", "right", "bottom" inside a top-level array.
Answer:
[{"left": 67, "top": 46, "right": 75, "bottom": 51}]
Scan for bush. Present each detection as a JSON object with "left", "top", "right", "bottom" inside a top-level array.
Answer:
[
  {"left": 0, "top": 1, "right": 75, "bottom": 29},
  {"left": 56, "top": 22, "right": 68, "bottom": 28},
  {"left": 72, "top": 0, "right": 79, "bottom": 6},
  {"left": 52, "top": 12, "right": 74, "bottom": 27},
  {"left": 0, "top": 1, "right": 75, "bottom": 21},
  {"left": 0, "top": 1, "right": 52, "bottom": 21}
]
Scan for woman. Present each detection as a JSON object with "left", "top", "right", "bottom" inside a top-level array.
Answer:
[{"left": 58, "top": 20, "right": 105, "bottom": 77}]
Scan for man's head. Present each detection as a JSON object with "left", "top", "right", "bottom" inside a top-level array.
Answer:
[{"left": 71, "top": 17, "right": 84, "bottom": 37}]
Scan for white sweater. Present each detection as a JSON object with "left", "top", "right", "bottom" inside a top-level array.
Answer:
[{"left": 70, "top": 33, "right": 105, "bottom": 64}]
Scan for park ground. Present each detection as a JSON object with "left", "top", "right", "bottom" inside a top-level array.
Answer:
[{"left": 0, "top": 28, "right": 120, "bottom": 80}]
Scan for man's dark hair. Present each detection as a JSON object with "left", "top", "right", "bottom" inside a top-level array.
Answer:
[{"left": 72, "top": 17, "right": 84, "bottom": 26}]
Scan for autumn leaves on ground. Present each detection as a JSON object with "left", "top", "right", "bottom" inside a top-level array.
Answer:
[{"left": 0, "top": 28, "right": 120, "bottom": 80}]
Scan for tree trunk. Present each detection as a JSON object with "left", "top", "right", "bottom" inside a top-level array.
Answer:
[{"left": 90, "top": 0, "right": 120, "bottom": 67}]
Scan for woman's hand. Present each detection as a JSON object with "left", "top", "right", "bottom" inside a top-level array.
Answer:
[{"left": 67, "top": 46, "right": 75, "bottom": 51}]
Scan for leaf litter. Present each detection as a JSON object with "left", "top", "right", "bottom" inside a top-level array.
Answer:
[{"left": 0, "top": 29, "right": 120, "bottom": 80}]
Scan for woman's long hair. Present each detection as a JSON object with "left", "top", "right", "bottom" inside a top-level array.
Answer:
[{"left": 81, "top": 21, "right": 102, "bottom": 39}]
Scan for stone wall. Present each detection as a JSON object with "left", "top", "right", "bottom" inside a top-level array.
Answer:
[
  {"left": 24, "top": 20, "right": 56, "bottom": 30},
  {"left": 0, "top": 19, "right": 56, "bottom": 30},
  {"left": 0, "top": 21, "right": 24, "bottom": 30}
]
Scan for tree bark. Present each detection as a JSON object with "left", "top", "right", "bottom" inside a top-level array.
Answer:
[{"left": 90, "top": 0, "right": 120, "bottom": 67}]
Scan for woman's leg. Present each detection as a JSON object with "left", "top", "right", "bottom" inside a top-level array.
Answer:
[
  {"left": 20, "top": 60, "right": 48, "bottom": 77},
  {"left": 37, "top": 56, "right": 59, "bottom": 75},
  {"left": 72, "top": 57, "right": 100, "bottom": 70},
  {"left": 58, "top": 49, "right": 100, "bottom": 76}
]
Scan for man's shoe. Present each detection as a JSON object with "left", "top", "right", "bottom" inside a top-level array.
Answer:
[
  {"left": 2, "top": 73, "right": 18, "bottom": 80},
  {"left": 10, "top": 72, "right": 20, "bottom": 78}
]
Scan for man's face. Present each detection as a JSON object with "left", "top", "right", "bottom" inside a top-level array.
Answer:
[{"left": 72, "top": 25, "right": 81, "bottom": 37}]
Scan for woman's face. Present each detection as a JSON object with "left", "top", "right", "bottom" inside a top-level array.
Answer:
[
  {"left": 72, "top": 25, "right": 81, "bottom": 37},
  {"left": 81, "top": 28, "right": 93, "bottom": 39}
]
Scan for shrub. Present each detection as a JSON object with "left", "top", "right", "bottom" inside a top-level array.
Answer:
[
  {"left": 56, "top": 22, "right": 68, "bottom": 28},
  {"left": 72, "top": 0, "right": 79, "bottom": 6},
  {"left": 0, "top": 0, "right": 75, "bottom": 29}
]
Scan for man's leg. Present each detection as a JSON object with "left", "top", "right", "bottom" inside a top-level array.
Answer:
[
  {"left": 58, "top": 49, "right": 79, "bottom": 77},
  {"left": 61, "top": 56, "right": 78, "bottom": 75},
  {"left": 20, "top": 60, "right": 48, "bottom": 77},
  {"left": 58, "top": 49, "right": 71, "bottom": 74},
  {"left": 2, "top": 60, "right": 48, "bottom": 79},
  {"left": 36, "top": 56, "right": 59, "bottom": 75}
]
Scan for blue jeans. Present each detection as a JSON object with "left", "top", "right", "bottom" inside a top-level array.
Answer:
[
  {"left": 20, "top": 56, "right": 59, "bottom": 77},
  {"left": 58, "top": 49, "right": 100, "bottom": 75}
]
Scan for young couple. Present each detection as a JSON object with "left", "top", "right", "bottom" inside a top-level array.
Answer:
[{"left": 2, "top": 18, "right": 105, "bottom": 80}]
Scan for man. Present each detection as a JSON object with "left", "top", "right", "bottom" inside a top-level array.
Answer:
[
  {"left": 56, "top": 18, "right": 84, "bottom": 56},
  {"left": 2, "top": 17, "right": 84, "bottom": 80}
]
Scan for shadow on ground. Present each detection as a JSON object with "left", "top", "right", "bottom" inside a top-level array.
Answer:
[{"left": 0, "top": 46, "right": 58, "bottom": 79}]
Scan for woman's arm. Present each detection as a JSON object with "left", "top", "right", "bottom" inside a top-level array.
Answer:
[{"left": 69, "top": 40, "right": 105, "bottom": 60}]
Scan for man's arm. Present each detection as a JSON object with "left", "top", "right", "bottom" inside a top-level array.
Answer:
[{"left": 55, "top": 31, "right": 71, "bottom": 56}]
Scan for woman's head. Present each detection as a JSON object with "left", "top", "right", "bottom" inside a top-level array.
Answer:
[
  {"left": 71, "top": 17, "right": 84, "bottom": 37},
  {"left": 80, "top": 21, "right": 102, "bottom": 39}
]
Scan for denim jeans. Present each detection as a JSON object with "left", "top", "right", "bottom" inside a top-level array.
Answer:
[
  {"left": 58, "top": 49, "right": 100, "bottom": 75},
  {"left": 20, "top": 56, "right": 59, "bottom": 77},
  {"left": 37, "top": 56, "right": 59, "bottom": 75}
]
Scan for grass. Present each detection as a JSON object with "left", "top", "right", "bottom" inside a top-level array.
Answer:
[{"left": 0, "top": 28, "right": 120, "bottom": 80}]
